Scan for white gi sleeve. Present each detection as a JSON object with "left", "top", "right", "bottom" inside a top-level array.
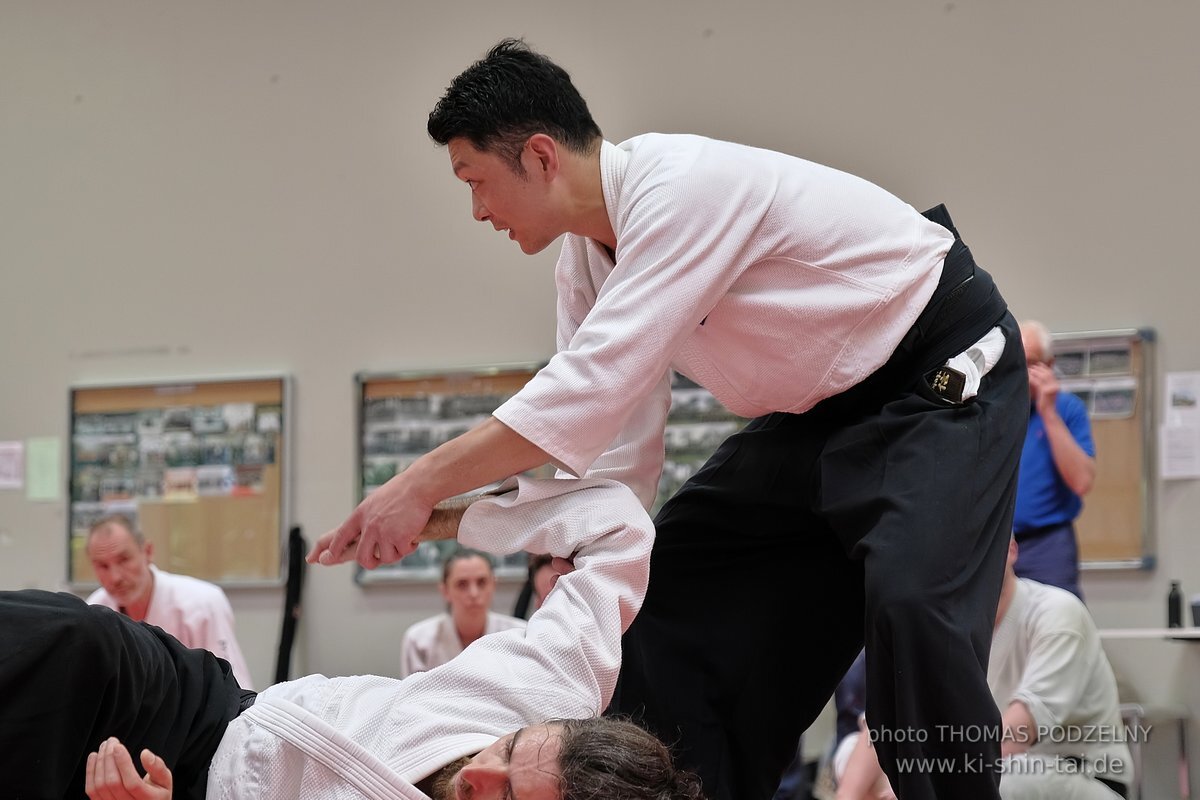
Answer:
[{"left": 452, "top": 476, "right": 654, "bottom": 713}]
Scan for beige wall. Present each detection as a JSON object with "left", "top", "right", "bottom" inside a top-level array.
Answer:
[{"left": 2, "top": 1, "right": 1198, "bottom": 792}]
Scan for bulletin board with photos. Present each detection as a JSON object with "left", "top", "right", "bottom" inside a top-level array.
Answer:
[
  {"left": 68, "top": 376, "right": 290, "bottom": 587},
  {"left": 354, "top": 366, "right": 748, "bottom": 584},
  {"left": 355, "top": 364, "right": 550, "bottom": 584},
  {"left": 1051, "top": 328, "right": 1156, "bottom": 569}
]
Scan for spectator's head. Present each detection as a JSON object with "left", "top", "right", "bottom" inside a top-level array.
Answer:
[
  {"left": 86, "top": 515, "right": 154, "bottom": 608},
  {"left": 431, "top": 716, "right": 707, "bottom": 800},
  {"left": 1019, "top": 319, "right": 1054, "bottom": 367},
  {"left": 528, "top": 553, "right": 557, "bottom": 611},
  {"left": 440, "top": 547, "right": 498, "bottom": 629}
]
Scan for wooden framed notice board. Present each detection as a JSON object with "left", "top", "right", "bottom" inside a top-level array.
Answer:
[
  {"left": 68, "top": 376, "right": 291, "bottom": 587},
  {"left": 1052, "top": 328, "right": 1156, "bottom": 569}
]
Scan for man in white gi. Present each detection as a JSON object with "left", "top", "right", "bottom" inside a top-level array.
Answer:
[
  {"left": 990, "top": 538, "right": 1131, "bottom": 799},
  {"left": 399, "top": 547, "right": 526, "bottom": 678},
  {"left": 86, "top": 514, "right": 254, "bottom": 688},
  {"left": 309, "top": 39, "right": 1029, "bottom": 800},
  {"left": 9, "top": 478, "right": 702, "bottom": 800}
]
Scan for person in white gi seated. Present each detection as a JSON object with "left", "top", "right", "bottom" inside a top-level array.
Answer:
[
  {"left": 85, "top": 513, "right": 254, "bottom": 689},
  {"left": 399, "top": 546, "right": 526, "bottom": 678}
]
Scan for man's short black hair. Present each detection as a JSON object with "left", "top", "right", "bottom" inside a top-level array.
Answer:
[{"left": 427, "top": 38, "right": 602, "bottom": 173}]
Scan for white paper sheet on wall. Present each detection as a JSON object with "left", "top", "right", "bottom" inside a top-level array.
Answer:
[
  {"left": 1161, "top": 425, "right": 1200, "bottom": 479},
  {"left": 1161, "top": 372, "right": 1200, "bottom": 479}
]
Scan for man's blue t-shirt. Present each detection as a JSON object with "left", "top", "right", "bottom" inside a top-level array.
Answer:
[{"left": 1013, "top": 392, "right": 1095, "bottom": 532}]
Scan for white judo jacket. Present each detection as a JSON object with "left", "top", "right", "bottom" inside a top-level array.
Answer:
[
  {"left": 495, "top": 134, "right": 953, "bottom": 507},
  {"left": 207, "top": 476, "right": 652, "bottom": 799}
]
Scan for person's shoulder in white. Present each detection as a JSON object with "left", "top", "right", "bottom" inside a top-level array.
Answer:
[
  {"left": 485, "top": 611, "right": 526, "bottom": 634},
  {"left": 155, "top": 566, "right": 232, "bottom": 608},
  {"left": 84, "top": 585, "right": 116, "bottom": 608},
  {"left": 403, "top": 612, "right": 450, "bottom": 641},
  {"left": 1019, "top": 577, "right": 1094, "bottom": 633},
  {"left": 399, "top": 612, "right": 451, "bottom": 678}
]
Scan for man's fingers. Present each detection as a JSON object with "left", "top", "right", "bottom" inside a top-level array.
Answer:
[
  {"left": 309, "top": 519, "right": 361, "bottom": 566},
  {"left": 95, "top": 739, "right": 119, "bottom": 799},
  {"left": 107, "top": 738, "right": 144, "bottom": 791},
  {"left": 378, "top": 539, "right": 403, "bottom": 566},
  {"left": 544, "top": 557, "right": 575, "bottom": 593},
  {"left": 356, "top": 530, "right": 420, "bottom": 570},
  {"left": 85, "top": 751, "right": 99, "bottom": 798},
  {"left": 356, "top": 534, "right": 382, "bottom": 570},
  {"left": 306, "top": 527, "right": 345, "bottom": 564},
  {"left": 140, "top": 749, "right": 173, "bottom": 790},
  {"left": 318, "top": 536, "right": 359, "bottom": 566},
  {"left": 305, "top": 529, "right": 334, "bottom": 564},
  {"left": 329, "top": 515, "right": 365, "bottom": 556},
  {"left": 86, "top": 737, "right": 135, "bottom": 800}
]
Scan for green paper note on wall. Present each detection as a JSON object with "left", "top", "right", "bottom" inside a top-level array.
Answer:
[{"left": 26, "top": 437, "right": 61, "bottom": 501}]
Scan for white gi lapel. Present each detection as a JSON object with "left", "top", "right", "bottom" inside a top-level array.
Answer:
[{"left": 244, "top": 696, "right": 431, "bottom": 800}]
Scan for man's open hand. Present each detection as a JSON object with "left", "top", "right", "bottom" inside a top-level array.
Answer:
[{"left": 85, "top": 738, "right": 172, "bottom": 800}]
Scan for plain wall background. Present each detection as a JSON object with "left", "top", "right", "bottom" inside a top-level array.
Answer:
[{"left": 2, "top": 1, "right": 1198, "bottom": 792}]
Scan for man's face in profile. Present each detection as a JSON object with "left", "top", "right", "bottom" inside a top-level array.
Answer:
[{"left": 447, "top": 137, "right": 564, "bottom": 256}]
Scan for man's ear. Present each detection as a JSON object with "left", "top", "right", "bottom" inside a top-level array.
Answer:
[
  {"left": 145, "top": 541, "right": 155, "bottom": 562},
  {"left": 524, "top": 133, "right": 560, "bottom": 180}
]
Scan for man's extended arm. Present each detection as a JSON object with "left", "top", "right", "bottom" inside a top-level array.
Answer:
[
  {"left": 406, "top": 477, "right": 654, "bottom": 724},
  {"left": 307, "top": 417, "right": 551, "bottom": 569},
  {"left": 415, "top": 484, "right": 513, "bottom": 542}
]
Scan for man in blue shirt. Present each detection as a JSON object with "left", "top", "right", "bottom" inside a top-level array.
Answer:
[{"left": 1013, "top": 320, "right": 1096, "bottom": 599}]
